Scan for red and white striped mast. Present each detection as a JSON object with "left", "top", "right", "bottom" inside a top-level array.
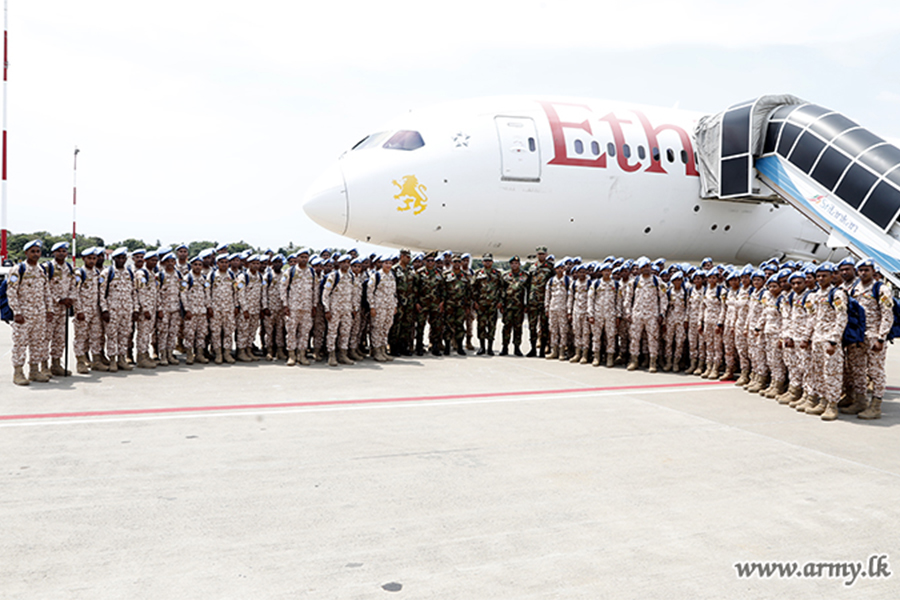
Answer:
[
  {"left": 0, "top": 0, "right": 8, "bottom": 263},
  {"left": 72, "top": 146, "right": 78, "bottom": 264}
]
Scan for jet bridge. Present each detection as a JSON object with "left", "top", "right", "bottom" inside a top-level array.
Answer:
[{"left": 695, "top": 95, "right": 900, "bottom": 286}]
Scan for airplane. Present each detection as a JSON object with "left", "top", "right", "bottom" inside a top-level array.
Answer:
[{"left": 302, "top": 95, "right": 900, "bottom": 280}]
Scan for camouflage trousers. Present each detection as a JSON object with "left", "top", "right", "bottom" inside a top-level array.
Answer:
[
  {"left": 735, "top": 326, "right": 749, "bottom": 371},
  {"left": 326, "top": 310, "right": 353, "bottom": 352},
  {"left": 527, "top": 303, "right": 549, "bottom": 349},
  {"left": 723, "top": 320, "right": 737, "bottom": 370},
  {"left": 476, "top": 307, "right": 498, "bottom": 341},
  {"left": 313, "top": 303, "right": 327, "bottom": 353},
  {"left": 106, "top": 309, "right": 133, "bottom": 358},
  {"left": 847, "top": 340, "right": 887, "bottom": 399},
  {"left": 371, "top": 305, "right": 395, "bottom": 348},
  {"left": 389, "top": 302, "right": 416, "bottom": 352},
  {"left": 158, "top": 311, "right": 182, "bottom": 353},
  {"left": 547, "top": 309, "right": 568, "bottom": 348},
  {"left": 592, "top": 314, "right": 617, "bottom": 356},
  {"left": 812, "top": 341, "right": 843, "bottom": 402},
  {"left": 285, "top": 310, "right": 314, "bottom": 353},
  {"left": 11, "top": 310, "right": 49, "bottom": 367},
  {"left": 783, "top": 344, "right": 804, "bottom": 389},
  {"left": 74, "top": 309, "right": 104, "bottom": 357},
  {"left": 664, "top": 319, "right": 685, "bottom": 363},
  {"left": 703, "top": 321, "right": 723, "bottom": 369},
  {"left": 765, "top": 333, "right": 785, "bottom": 382},
  {"left": 749, "top": 331, "right": 767, "bottom": 376},
  {"left": 183, "top": 314, "right": 208, "bottom": 350},
  {"left": 416, "top": 306, "right": 443, "bottom": 350},
  {"left": 501, "top": 305, "right": 525, "bottom": 347},
  {"left": 48, "top": 309, "right": 69, "bottom": 359},
  {"left": 237, "top": 312, "right": 260, "bottom": 349},
  {"left": 263, "top": 310, "right": 285, "bottom": 351},
  {"left": 629, "top": 313, "right": 660, "bottom": 357},
  {"left": 571, "top": 310, "right": 589, "bottom": 348},
  {"left": 135, "top": 313, "right": 157, "bottom": 356},
  {"left": 209, "top": 309, "right": 236, "bottom": 351},
  {"left": 443, "top": 305, "right": 467, "bottom": 346}
]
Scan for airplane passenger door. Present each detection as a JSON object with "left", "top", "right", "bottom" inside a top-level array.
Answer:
[{"left": 495, "top": 116, "right": 541, "bottom": 182}]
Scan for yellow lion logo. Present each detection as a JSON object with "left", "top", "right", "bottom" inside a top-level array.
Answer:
[{"left": 393, "top": 175, "right": 428, "bottom": 215}]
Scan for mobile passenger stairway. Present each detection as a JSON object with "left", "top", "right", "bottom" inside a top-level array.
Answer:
[{"left": 695, "top": 94, "right": 900, "bottom": 287}]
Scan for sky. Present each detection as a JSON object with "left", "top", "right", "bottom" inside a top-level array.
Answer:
[{"left": 5, "top": 0, "right": 900, "bottom": 255}]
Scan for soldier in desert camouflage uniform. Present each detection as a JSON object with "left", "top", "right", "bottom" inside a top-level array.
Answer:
[
  {"left": 182, "top": 256, "right": 212, "bottom": 365},
  {"left": 323, "top": 255, "right": 357, "bottom": 366},
  {"left": 367, "top": 255, "right": 397, "bottom": 362},
  {"left": 662, "top": 270, "right": 688, "bottom": 372},
  {"left": 133, "top": 249, "right": 160, "bottom": 369},
  {"left": 282, "top": 250, "right": 317, "bottom": 366},
  {"left": 7, "top": 240, "right": 53, "bottom": 385},
  {"left": 44, "top": 241, "right": 76, "bottom": 376},
  {"left": 99, "top": 247, "right": 137, "bottom": 372},
  {"left": 156, "top": 253, "right": 184, "bottom": 366},
  {"left": 73, "top": 248, "right": 106, "bottom": 373},
  {"left": 208, "top": 253, "right": 238, "bottom": 364},
  {"left": 236, "top": 255, "right": 267, "bottom": 362}
]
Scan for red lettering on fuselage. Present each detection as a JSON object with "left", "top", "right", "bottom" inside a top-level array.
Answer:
[{"left": 538, "top": 100, "right": 699, "bottom": 177}]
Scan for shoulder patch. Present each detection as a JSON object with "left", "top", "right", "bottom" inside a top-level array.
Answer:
[{"left": 9, "top": 274, "right": 18, "bottom": 284}]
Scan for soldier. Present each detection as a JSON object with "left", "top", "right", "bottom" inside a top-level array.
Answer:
[
  {"left": 174, "top": 243, "right": 191, "bottom": 276},
  {"left": 347, "top": 258, "right": 366, "bottom": 361},
  {"left": 759, "top": 275, "right": 786, "bottom": 398},
  {"left": 282, "top": 249, "right": 317, "bottom": 366},
  {"left": 156, "top": 253, "right": 184, "bottom": 366},
  {"left": 7, "top": 240, "right": 53, "bottom": 385},
  {"left": 500, "top": 255, "right": 529, "bottom": 356},
  {"left": 687, "top": 270, "right": 706, "bottom": 375},
  {"left": 443, "top": 254, "right": 471, "bottom": 355},
  {"left": 236, "top": 255, "right": 267, "bottom": 362},
  {"left": 745, "top": 270, "right": 769, "bottom": 393},
  {"left": 99, "top": 247, "right": 137, "bottom": 372},
  {"left": 846, "top": 259, "right": 895, "bottom": 419},
  {"left": 134, "top": 249, "right": 160, "bottom": 369},
  {"left": 323, "top": 254, "right": 357, "bottom": 366},
  {"left": 733, "top": 266, "right": 754, "bottom": 386},
  {"left": 182, "top": 256, "right": 212, "bottom": 364},
  {"left": 208, "top": 253, "right": 238, "bottom": 364},
  {"left": 701, "top": 269, "right": 725, "bottom": 379},
  {"left": 200, "top": 248, "right": 215, "bottom": 278},
  {"left": 461, "top": 253, "right": 476, "bottom": 350},
  {"left": 544, "top": 262, "right": 570, "bottom": 360},
  {"left": 526, "top": 246, "right": 554, "bottom": 357},
  {"left": 472, "top": 253, "right": 502, "bottom": 356},
  {"left": 415, "top": 252, "right": 445, "bottom": 356},
  {"left": 627, "top": 257, "right": 667, "bottom": 373},
  {"left": 44, "top": 241, "right": 76, "bottom": 376},
  {"left": 793, "top": 268, "right": 819, "bottom": 411},
  {"left": 312, "top": 257, "right": 329, "bottom": 361},
  {"left": 807, "top": 263, "right": 848, "bottom": 420},
  {"left": 777, "top": 271, "right": 810, "bottom": 405},
  {"left": 588, "top": 262, "right": 619, "bottom": 367},
  {"left": 568, "top": 265, "right": 591, "bottom": 364},
  {"left": 367, "top": 254, "right": 398, "bottom": 362},
  {"left": 72, "top": 248, "right": 106, "bottom": 373},
  {"left": 719, "top": 270, "right": 742, "bottom": 380},
  {"left": 390, "top": 249, "right": 418, "bottom": 356},
  {"left": 662, "top": 270, "right": 688, "bottom": 372},
  {"left": 263, "top": 254, "right": 287, "bottom": 361}
]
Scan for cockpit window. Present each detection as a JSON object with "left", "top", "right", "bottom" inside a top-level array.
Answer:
[
  {"left": 352, "top": 131, "right": 390, "bottom": 150},
  {"left": 383, "top": 130, "right": 425, "bottom": 151}
]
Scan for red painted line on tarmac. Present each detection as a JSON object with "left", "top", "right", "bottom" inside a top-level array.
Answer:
[{"left": 0, "top": 380, "right": 728, "bottom": 422}]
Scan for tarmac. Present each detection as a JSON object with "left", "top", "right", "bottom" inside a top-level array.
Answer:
[{"left": 1, "top": 326, "right": 899, "bottom": 599}]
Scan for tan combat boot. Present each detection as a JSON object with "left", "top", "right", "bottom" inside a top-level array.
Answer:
[
  {"left": 328, "top": 351, "right": 339, "bottom": 367},
  {"left": 719, "top": 367, "right": 734, "bottom": 381},
  {"left": 372, "top": 347, "right": 386, "bottom": 363},
  {"left": 693, "top": 361, "right": 705, "bottom": 376},
  {"left": 214, "top": 348, "right": 224, "bottom": 364},
  {"left": 821, "top": 401, "right": 840, "bottom": 421},
  {"left": 99, "top": 352, "right": 111, "bottom": 366},
  {"left": 136, "top": 353, "right": 154, "bottom": 369},
  {"left": 297, "top": 350, "right": 311, "bottom": 365},
  {"left": 547, "top": 346, "right": 559, "bottom": 360},
  {"left": 13, "top": 366, "right": 30, "bottom": 386},
  {"left": 708, "top": 364, "right": 719, "bottom": 380},
  {"left": 627, "top": 356, "right": 639, "bottom": 371},
  {"left": 349, "top": 347, "right": 364, "bottom": 361},
  {"left": 157, "top": 351, "right": 169, "bottom": 366},
  {"left": 117, "top": 355, "right": 133, "bottom": 371},
  {"left": 50, "top": 357, "right": 70, "bottom": 376},
  {"left": 806, "top": 396, "right": 827, "bottom": 416},
  {"left": 858, "top": 397, "right": 883, "bottom": 420},
  {"left": 276, "top": 347, "right": 287, "bottom": 361},
  {"left": 185, "top": 348, "right": 195, "bottom": 365},
  {"left": 338, "top": 348, "right": 355, "bottom": 365},
  {"left": 746, "top": 374, "right": 763, "bottom": 393},
  {"left": 90, "top": 354, "right": 109, "bottom": 372},
  {"left": 606, "top": 353, "right": 615, "bottom": 368},
  {"left": 795, "top": 391, "right": 813, "bottom": 411},
  {"left": 592, "top": 352, "right": 601, "bottom": 367},
  {"left": 40, "top": 361, "right": 54, "bottom": 378},
  {"left": 238, "top": 348, "right": 253, "bottom": 362},
  {"left": 168, "top": 350, "right": 180, "bottom": 365},
  {"left": 688, "top": 357, "right": 697, "bottom": 375},
  {"left": 382, "top": 347, "right": 394, "bottom": 362},
  {"left": 788, "top": 389, "right": 806, "bottom": 409},
  {"left": 840, "top": 392, "right": 868, "bottom": 415},
  {"left": 195, "top": 349, "right": 209, "bottom": 364},
  {"left": 76, "top": 355, "right": 91, "bottom": 374},
  {"left": 559, "top": 347, "right": 568, "bottom": 361},
  {"left": 734, "top": 368, "right": 750, "bottom": 387},
  {"left": 29, "top": 363, "right": 50, "bottom": 382},
  {"left": 662, "top": 355, "right": 672, "bottom": 372},
  {"left": 761, "top": 379, "right": 778, "bottom": 398},
  {"left": 224, "top": 349, "right": 236, "bottom": 364},
  {"left": 569, "top": 347, "right": 580, "bottom": 363},
  {"left": 579, "top": 349, "right": 590, "bottom": 364},
  {"left": 286, "top": 350, "right": 297, "bottom": 366},
  {"left": 649, "top": 356, "right": 658, "bottom": 373}
]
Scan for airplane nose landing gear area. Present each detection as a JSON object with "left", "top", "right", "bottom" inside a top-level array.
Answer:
[{"left": 302, "top": 162, "right": 349, "bottom": 236}]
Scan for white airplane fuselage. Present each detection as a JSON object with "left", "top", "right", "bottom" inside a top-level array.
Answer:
[{"left": 303, "top": 96, "right": 828, "bottom": 262}]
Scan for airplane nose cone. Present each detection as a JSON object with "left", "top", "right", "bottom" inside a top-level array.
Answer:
[{"left": 303, "top": 161, "right": 349, "bottom": 235}]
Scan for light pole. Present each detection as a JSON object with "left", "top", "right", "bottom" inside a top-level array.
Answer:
[
  {"left": 72, "top": 147, "right": 79, "bottom": 264},
  {"left": 1, "top": 0, "right": 8, "bottom": 264}
]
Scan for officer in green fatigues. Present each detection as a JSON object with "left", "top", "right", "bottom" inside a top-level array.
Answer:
[
  {"left": 443, "top": 254, "right": 472, "bottom": 355},
  {"left": 415, "top": 252, "right": 446, "bottom": 356},
  {"left": 526, "top": 246, "right": 555, "bottom": 357},
  {"left": 500, "top": 255, "right": 529, "bottom": 356},
  {"left": 389, "top": 249, "right": 418, "bottom": 356},
  {"left": 472, "top": 253, "right": 503, "bottom": 355}
]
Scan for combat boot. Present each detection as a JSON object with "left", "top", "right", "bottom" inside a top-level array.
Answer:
[
  {"left": 195, "top": 349, "right": 209, "bottom": 364},
  {"left": 415, "top": 340, "right": 425, "bottom": 356},
  {"left": 539, "top": 345, "right": 546, "bottom": 358},
  {"left": 662, "top": 355, "right": 672, "bottom": 372},
  {"left": 840, "top": 392, "right": 868, "bottom": 415},
  {"left": 627, "top": 356, "right": 639, "bottom": 371},
  {"left": 526, "top": 341, "right": 537, "bottom": 358},
  {"left": 579, "top": 349, "right": 590, "bottom": 365},
  {"left": 499, "top": 344, "right": 509, "bottom": 356},
  {"left": 90, "top": 354, "right": 109, "bottom": 372},
  {"left": 297, "top": 349, "right": 311, "bottom": 365},
  {"left": 486, "top": 341, "right": 494, "bottom": 356},
  {"left": 688, "top": 357, "right": 697, "bottom": 376},
  {"left": 559, "top": 347, "right": 569, "bottom": 361},
  {"left": 592, "top": 353, "right": 601, "bottom": 367},
  {"left": 328, "top": 351, "right": 339, "bottom": 367},
  {"left": 431, "top": 342, "right": 442, "bottom": 357},
  {"left": 338, "top": 349, "right": 355, "bottom": 365},
  {"left": 858, "top": 397, "right": 883, "bottom": 420},
  {"left": 806, "top": 396, "right": 827, "bottom": 416},
  {"left": 606, "top": 353, "right": 615, "bottom": 368},
  {"left": 734, "top": 368, "right": 750, "bottom": 387},
  {"left": 29, "top": 363, "right": 50, "bottom": 382},
  {"left": 50, "top": 358, "right": 70, "bottom": 377},
  {"left": 718, "top": 367, "right": 734, "bottom": 381},
  {"left": 708, "top": 364, "right": 719, "bottom": 380},
  {"left": 286, "top": 350, "right": 297, "bottom": 366},
  {"left": 224, "top": 349, "right": 236, "bottom": 364},
  {"left": 789, "top": 389, "right": 807, "bottom": 409},
  {"left": 382, "top": 346, "right": 394, "bottom": 362},
  {"left": 117, "top": 355, "right": 133, "bottom": 371},
  {"left": 569, "top": 348, "right": 581, "bottom": 364},
  {"left": 185, "top": 348, "right": 195, "bottom": 365},
  {"left": 99, "top": 352, "right": 111, "bottom": 366},
  {"left": 157, "top": 351, "right": 169, "bottom": 366},
  {"left": 796, "top": 392, "right": 814, "bottom": 412},
  {"left": 13, "top": 366, "right": 29, "bottom": 386},
  {"left": 41, "top": 361, "right": 54, "bottom": 378},
  {"left": 137, "top": 353, "right": 155, "bottom": 369},
  {"left": 372, "top": 347, "right": 386, "bottom": 363},
  {"left": 745, "top": 374, "right": 762, "bottom": 393},
  {"left": 168, "top": 350, "right": 180, "bottom": 365},
  {"left": 445, "top": 341, "right": 453, "bottom": 356},
  {"left": 214, "top": 348, "right": 224, "bottom": 364},
  {"left": 237, "top": 348, "right": 252, "bottom": 362},
  {"left": 348, "top": 347, "right": 363, "bottom": 361},
  {"left": 764, "top": 379, "right": 782, "bottom": 399},
  {"left": 477, "top": 340, "right": 486, "bottom": 356},
  {"left": 649, "top": 356, "right": 658, "bottom": 373},
  {"left": 76, "top": 355, "right": 90, "bottom": 374},
  {"left": 776, "top": 385, "right": 797, "bottom": 405},
  {"left": 821, "top": 401, "right": 840, "bottom": 421},
  {"left": 276, "top": 347, "right": 288, "bottom": 361},
  {"left": 514, "top": 345, "right": 523, "bottom": 357},
  {"left": 265, "top": 348, "right": 275, "bottom": 361},
  {"left": 546, "top": 346, "right": 558, "bottom": 360},
  {"left": 693, "top": 361, "right": 705, "bottom": 376}
]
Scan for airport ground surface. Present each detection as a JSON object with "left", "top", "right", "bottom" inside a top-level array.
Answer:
[{"left": 1, "top": 327, "right": 899, "bottom": 599}]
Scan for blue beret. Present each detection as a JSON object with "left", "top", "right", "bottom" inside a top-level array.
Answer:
[
  {"left": 23, "top": 239, "right": 42, "bottom": 251},
  {"left": 51, "top": 241, "right": 69, "bottom": 252}
]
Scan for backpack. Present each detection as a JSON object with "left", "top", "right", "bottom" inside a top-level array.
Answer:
[
  {"left": 105, "top": 266, "right": 134, "bottom": 299},
  {"left": 631, "top": 275, "right": 660, "bottom": 308},
  {"left": 828, "top": 287, "right": 866, "bottom": 347},
  {"left": 1, "top": 264, "right": 27, "bottom": 323},
  {"left": 872, "top": 281, "right": 900, "bottom": 341}
]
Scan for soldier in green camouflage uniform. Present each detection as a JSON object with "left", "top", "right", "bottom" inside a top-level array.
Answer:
[
  {"left": 526, "top": 246, "right": 555, "bottom": 357},
  {"left": 389, "top": 249, "right": 418, "bottom": 356},
  {"left": 443, "top": 254, "right": 472, "bottom": 355},
  {"left": 500, "top": 255, "right": 529, "bottom": 356},
  {"left": 415, "top": 252, "right": 445, "bottom": 356},
  {"left": 472, "top": 253, "right": 503, "bottom": 356}
]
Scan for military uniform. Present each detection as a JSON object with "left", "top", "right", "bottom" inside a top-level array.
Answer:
[
  {"left": 73, "top": 261, "right": 105, "bottom": 371},
  {"left": 733, "top": 282, "right": 752, "bottom": 384},
  {"left": 415, "top": 264, "right": 445, "bottom": 355},
  {"left": 263, "top": 266, "right": 287, "bottom": 359},
  {"left": 848, "top": 277, "right": 894, "bottom": 418},
  {"left": 443, "top": 267, "right": 471, "bottom": 354},
  {"left": 544, "top": 273, "right": 569, "bottom": 359},
  {"left": 322, "top": 265, "right": 357, "bottom": 364},
  {"left": 237, "top": 268, "right": 267, "bottom": 361},
  {"left": 746, "top": 285, "right": 768, "bottom": 391},
  {"left": 367, "top": 268, "right": 397, "bottom": 360},
  {"left": 567, "top": 275, "right": 591, "bottom": 363},
  {"left": 760, "top": 287, "right": 785, "bottom": 396},
  {"left": 701, "top": 282, "right": 725, "bottom": 378},
  {"left": 500, "top": 267, "right": 529, "bottom": 354},
  {"left": 44, "top": 258, "right": 76, "bottom": 371},
  {"left": 663, "top": 282, "right": 688, "bottom": 371},
  {"left": 208, "top": 267, "right": 238, "bottom": 363},
  {"left": 809, "top": 281, "right": 848, "bottom": 419},
  {"left": 99, "top": 262, "right": 137, "bottom": 370},
  {"left": 134, "top": 264, "right": 160, "bottom": 367},
  {"left": 526, "top": 258, "right": 555, "bottom": 356},
  {"left": 156, "top": 268, "right": 184, "bottom": 364},
  {"left": 7, "top": 260, "right": 52, "bottom": 382},
  {"left": 390, "top": 259, "right": 418, "bottom": 355},
  {"left": 472, "top": 262, "right": 502, "bottom": 354},
  {"left": 627, "top": 273, "right": 667, "bottom": 371},
  {"left": 182, "top": 270, "right": 211, "bottom": 363},
  {"left": 282, "top": 263, "right": 317, "bottom": 365}
]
